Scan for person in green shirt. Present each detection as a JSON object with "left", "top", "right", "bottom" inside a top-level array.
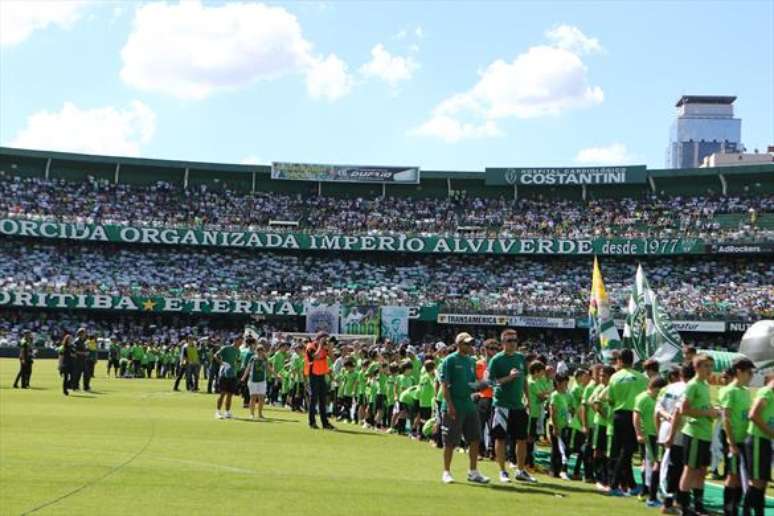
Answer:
[
  {"left": 417, "top": 361, "right": 436, "bottom": 433},
  {"left": 269, "top": 342, "right": 289, "bottom": 405},
  {"left": 549, "top": 374, "right": 570, "bottom": 479},
  {"left": 486, "top": 329, "right": 533, "bottom": 483},
  {"left": 397, "top": 385, "right": 420, "bottom": 435},
  {"left": 107, "top": 339, "right": 120, "bottom": 378},
  {"left": 678, "top": 354, "right": 719, "bottom": 515},
  {"left": 526, "top": 360, "right": 549, "bottom": 469},
  {"left": 591, "top": 365, "right": 615, "bottom": 489},
  {"left": 241, "top": 343, "right": 272, "bottom": 420},
  {"left": 130, "top": 342, "right": 144, "bottom": 377},
  {"left": 565, "top": 368, "right": 591, "bottom": 481},
  {"left": 720, "top": 358, "right": 754, "bottom": 516},
  {"left": 336, "top": 359, "right": 358, "bottom": 422},
  {"left": 743, "top": 371, "right": 774, "bottom": 516},
  {"left": 634, "top": 376, "right": 667, "bottom": 508},
  {"left": 391, "top": 362, "right": 416, "bottom": 433},
  {"left": 606, "top": 348, "right": 648, "bottom": 496},
  {"left": 355, "top": 359, "right": 370, "bottom": 425},
  {"left": 214, "top": 336, "right": 241, "bottom": 419},
  {"left": 439, "top": 332, "right": 489, "bottom": 485},
  {"left": 579, "top": 364, "right": 601, "bottom": 483}
]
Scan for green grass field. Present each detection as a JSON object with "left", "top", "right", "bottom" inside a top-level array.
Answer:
[{"left": 0, "top": 359, "right": 765, "bottom": 515}]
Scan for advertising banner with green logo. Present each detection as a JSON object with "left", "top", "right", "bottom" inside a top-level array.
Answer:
[
  {"left": 485, "top": 165, "right": 648, "bottom": 186},
  {"left": 272, "top": 162, "right": 420, "bottom": 184},
  {"left": 341, "top": 305, "right": 380, "bottom": 335},
  {"left": 0, "top": 218, "right": 706, "bottom": 256}
]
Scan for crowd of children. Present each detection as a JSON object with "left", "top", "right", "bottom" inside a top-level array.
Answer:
[{"left": 51, "top": 329, "right": 773, "bottom": 515}]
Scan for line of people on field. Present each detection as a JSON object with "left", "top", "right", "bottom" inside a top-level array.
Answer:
[{"left": 202, "top": 330, "right": 772, "bottom": 516}]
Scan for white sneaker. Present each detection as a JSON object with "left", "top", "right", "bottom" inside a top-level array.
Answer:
[
  {"left": 499, "top": 471, "right": 510, "bottom": 483},
  {"left": 215, "top": 410, "right": 223, "bottom": 419},
  {"left": 224, "top": 411, "right": 233, "bottom": 419},
  {"left": 515, "top": 469, "right": 538, "bottom": 483},
  {"left": 442, "top": 471, "right": 455, "bottom": 484},
  {"left": 250, "top": 414, "right": 256, "bottom": 420},
  {"left": 467, "top": 471, "right": 490, "bottom": 484},
  {"left": 559, "top": 472, "right": 570, "bottom": 480}
]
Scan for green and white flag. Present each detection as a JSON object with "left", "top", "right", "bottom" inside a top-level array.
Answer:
[{"left": 634, "top": 265, "right": 683, "bottom": 365}]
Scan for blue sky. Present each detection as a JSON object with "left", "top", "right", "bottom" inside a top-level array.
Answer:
[{"left": 0, "top": 0, "right": 771, "bottom": 171}]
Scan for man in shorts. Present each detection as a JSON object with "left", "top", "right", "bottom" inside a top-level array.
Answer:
[
  {"left": 214, "top": 336, "right": 241, "bottom": 419},
  {"left": 488, "top": 329, "right": 535, "bottom": 483},
  {"left": 439, "top": 332, "right": 489, "bottom": 485}
]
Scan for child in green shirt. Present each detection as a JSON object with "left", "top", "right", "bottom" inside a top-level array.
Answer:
[{"left": 549, "top": 374, "right": 571, "bottom": 479}]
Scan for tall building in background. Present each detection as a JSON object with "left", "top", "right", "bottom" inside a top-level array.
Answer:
[{"left": 665, "top": 95, "right": 742, "bottom": 169}]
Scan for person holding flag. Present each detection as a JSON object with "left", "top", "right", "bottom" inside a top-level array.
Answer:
[{"left": 588, "top": 257, "right": 622, "bottom": 362}]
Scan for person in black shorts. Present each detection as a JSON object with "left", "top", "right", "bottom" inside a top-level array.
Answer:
[
  {"left": 743, "top": 371, "right": 774, "bottom": 516},
  {"left": 487, "top": 329, "right": 535, "bottom": 483}
]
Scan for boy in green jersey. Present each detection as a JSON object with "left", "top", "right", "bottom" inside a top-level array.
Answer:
[
  {"left": 591, "top": 365, "right": 615, "bottom": 489},
  {"left": 391, "top": 362, "right": 415, "bottom": 432},
  {"left": 214, "top": 337, "right": 241, "bottom": 420},
  {"left": 336, "top": 359, "right": 358, "bottom": 422},
  {"left": 580, "top": 364, "right": 601, "bottom": 483},
  {"left": 526, "top": 360, "right": 548, "bottom": 469},
  {"left": 634, "top": 376, "right": 667, "bottom": 508},
  {"left": 743, "top": 371, "right": 774, "bottom": 516},
  {"left": 549, "top": 374, "right": 571, "bottom": 479},
  {"left": 269, "top": 341, "right": 289, "bottom": 405},
  {"left": 417, "top": 361, "right": 436, "bottom": 437},
  {"left": 355, "top": 360, "right": 369, "bottom": 425},
  {"left": 721, "top": 358, "right": 754, "bottom": 516},
  {"left": 397, "top": 385, "right": 420, "bottom": 435},
  {"left": 607, "top": 349, "right": 648, "bottom": 496},
  {"left": 678, "top": 354, "right": 720, "bottom": 516},
  {"left": 568, "top": 368, "right": 591, "bottom": 481},
  {"left": 384, "top": 363, "right": 398, "bottom": 430}
]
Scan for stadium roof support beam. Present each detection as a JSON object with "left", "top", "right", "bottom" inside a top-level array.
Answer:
[
  {"left": 382, "top": 183, "right": 386, "bottom": 198},
  {"left": 513, "top": 184, "right": 518, "bottom": 200},
  {"left": 447, "top": 177, "right": 451, "bottom": 197},
  {"left": 114, "top": 163, "right": 120, "bottom": 184},
  {"left": 648, "top": 175, "right": 656, "bottom": 193},
  {"left": 317, "top": 182, "right": 321, "bottom": 196},
  {"left": 582, "top": 184, "right": 587, "bottom": 201},
  {"left": 183, "top": 167, "right": 189, "bottom": 189},
  {"left": 251, "top": 171, "right": 256, "bottom": 193},
  {"left": 44, "top": 158, "right": 51, "bottom": 179},
  {"left": 718, "top": 174, "right": 727, "bottom": 195}
]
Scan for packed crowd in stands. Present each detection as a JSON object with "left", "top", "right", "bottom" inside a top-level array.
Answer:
[
  {"left": 1, "top": 241, "right": 771, "bottom": 320},
  {"left": 2, "top": 176, "right": 772, "bottom": 240}
]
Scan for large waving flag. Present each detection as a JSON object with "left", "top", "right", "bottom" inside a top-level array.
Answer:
[
  {"left": 589, "top": 257, "right": 621, "bottom": 362},
  {"left": 634, "top": 264, "right": 684, "bottom": 365}
]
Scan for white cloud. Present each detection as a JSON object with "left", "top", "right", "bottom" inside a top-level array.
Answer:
[
  {"left": 306, "top": 54, "right": 354, "bottom": 101},
  {"left": 575, "top": 143, "right": 634, "bottom": 164},
  {"left": 412, "top": 26, "right": 604, "bottom": 143},
  {"left": 9, "top": 101, "right": 156, "bottom": 156},
  {"left": 546, "top": 24, "right": 603, "bottom": 55},
  {"left": 120, "top": 1, "right": 352, "bottom": 101},
  {"left": 0, "top": 0, "right": 91, "bottom": 47},
  {"left": 410, "top": 116, "right": 501, "bottom": 144},
  {"left": 360, "top": 44, "right": 418, "bottom": 87}
]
